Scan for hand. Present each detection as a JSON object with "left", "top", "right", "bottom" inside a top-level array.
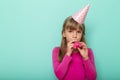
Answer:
[
  {"left": 66, "top": 40, "right": 74, "bottom": 56},
  {"left": 77, "top": 42, "right": 89, "bottom": 60}
]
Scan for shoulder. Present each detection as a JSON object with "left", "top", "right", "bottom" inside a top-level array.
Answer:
[
  {"left": 52, "top": 47, "right": 60, "bottom": 60},
  {"left": 88, "top": 48, "right": 93, "bottom": 52},
  {"left": 88, "top": 48, "right": 94, "bottom": 56},
  {"left": 52, "top": 46, "right": 60, "bottom": 55},
  {"left": 52, "top": 46, "right": 60, "bottom": 52}
]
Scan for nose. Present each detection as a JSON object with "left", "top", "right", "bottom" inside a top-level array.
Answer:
[{"left": 72, "top": 31, "right": 77, "bottom": 38}]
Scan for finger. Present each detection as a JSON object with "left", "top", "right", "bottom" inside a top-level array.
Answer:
[
  {"left": 68, "top": 43, "right": 73, "bottom": 47},
  {"left": 70, "top": 40, "right": 76, "bottom": 44},
  {"left": 69, "top": 44, "right": 73, "bottom": 47},
  {"left": 77, "top": 47, "right": 82, "bottom": 52},
  {"left": 77, "top": 47, "right": 80, "bottom": 51},
  {"left": 68, "top": 43, "right": 74, "bottom": 47},
  {"left": 79, "top": 42, "right": 87, "bottom": 48}
]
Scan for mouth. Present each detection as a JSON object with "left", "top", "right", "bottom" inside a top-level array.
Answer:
[{"left": 72, "top": 40, "right": 78, "bottom": 42}]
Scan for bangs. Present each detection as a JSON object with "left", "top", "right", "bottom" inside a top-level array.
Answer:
[
  {"left": 62, "top": 16, "right": 85, "bottom": 35},
  {"left": 65, "top": 18, "right": 83, "bottom": 31}
]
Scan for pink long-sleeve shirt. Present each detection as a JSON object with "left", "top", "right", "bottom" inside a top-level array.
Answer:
[{"left": 52, "top": 47, "right": 97, "bottom": 80}]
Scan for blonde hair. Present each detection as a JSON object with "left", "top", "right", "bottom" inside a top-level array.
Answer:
[{"left": 58, "top": 16, "right": 86, "bottom": 62}]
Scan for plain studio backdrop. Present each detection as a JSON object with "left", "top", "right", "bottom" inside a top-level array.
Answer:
[{"left": 0, "top": 0, "right": 120, "bottom": 80}]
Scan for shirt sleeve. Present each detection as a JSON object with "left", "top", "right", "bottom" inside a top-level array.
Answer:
[
  {"left": 52, "top": 47, "right": 72, "bottom": 80},
  {"left": 83, "top": 48, "right": 97, "bottom": 80}
]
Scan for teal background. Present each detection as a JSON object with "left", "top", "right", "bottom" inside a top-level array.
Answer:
[{"left": 0, "top": 0, "right": 120, "bottom": 80}]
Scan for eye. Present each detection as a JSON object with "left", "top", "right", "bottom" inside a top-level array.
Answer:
[
  {"left": 77, "top": 31, "right": 81, "bottom": 33},
  {"left": 68, "top": 30, "right": 72, "bottom": 32}
]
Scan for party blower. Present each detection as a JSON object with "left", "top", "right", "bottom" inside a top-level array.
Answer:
[{"left": 73, "top": 42, "right": 82, "bottom": 49}]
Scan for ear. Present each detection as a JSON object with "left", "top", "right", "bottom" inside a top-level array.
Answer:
[{"left": 62, "top": 32, "right": 66, "bottom": 38}]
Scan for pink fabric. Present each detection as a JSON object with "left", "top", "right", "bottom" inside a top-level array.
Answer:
[{"left": 52, "top": 47, "right": 97, "bottom": 80}]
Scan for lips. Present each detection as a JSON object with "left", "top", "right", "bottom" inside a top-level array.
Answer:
[{"left": 73, "top": 41, "right": 82, "bottom": 49}]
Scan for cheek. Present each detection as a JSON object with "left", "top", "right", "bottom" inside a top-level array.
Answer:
[
  {"left": 67, "top": 36, "right": 72, "bottom": 41},
  {"left": 78, "top": 34, "right": 82, "bottom": 39},
  {"left": 65, "top": 35, "right": 72, "bottom": 42}
]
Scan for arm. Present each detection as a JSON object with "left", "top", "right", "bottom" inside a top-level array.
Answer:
[
  {"left": 52, "top": 47, "right": 72, "bottom": 80},
  {"left": 83, "top": 48, "right": 97, "bottom": 80}
]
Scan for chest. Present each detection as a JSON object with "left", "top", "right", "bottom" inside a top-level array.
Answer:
[{"left": 71, "top": 53, "right": 83, "bottom": 63}]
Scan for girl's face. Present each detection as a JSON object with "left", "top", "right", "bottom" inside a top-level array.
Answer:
[{"left": 63, "top": 28, "right": 82, "bottom": 43}]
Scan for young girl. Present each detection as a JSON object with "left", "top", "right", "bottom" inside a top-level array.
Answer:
[{"left": 52, "top": 4, "right": 97, "bottom": 80}]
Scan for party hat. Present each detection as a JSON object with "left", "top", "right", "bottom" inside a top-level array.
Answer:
[{"left": 72, "top": 4, "right": 90, "bottom": 24}]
